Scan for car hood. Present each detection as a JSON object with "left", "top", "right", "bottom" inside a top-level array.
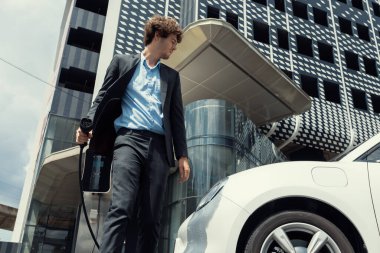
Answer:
[{"left": 221, "top": 160, "right": 370, "bottom": 212}]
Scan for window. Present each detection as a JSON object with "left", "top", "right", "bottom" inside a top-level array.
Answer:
[
  {"left": 75, "top": 0, "right": 108, "bottom": 16},
  {"left": 339, "top": 17, "right": 353, "bottom": 35},
  {"left": 356, "top": 23, "right": 370, "bottom": 41},
  {"left": 345, "top": 51, "right": 360, "bottom": 71},
  {"left": 59, "top": 67, "right": 96, "bottom": 93},
  {"left": 275, "top": 0, "right": 285, "bottom": 12},
  {"left": 301, "top": 75, "right": 319, "bottom": 97},
  {"left": 252, "top": 0, "right": 267, "bottom": 5},
  {"left": 373, "top": 2, "right": 380, "bottom": 17},
  {"left": 207, "top": 5, "right": 220, "bottom": 18},
  {"left": 253, "top": 20, "right": 270, "bottom": 44},
  {"left": 317, "top": 42, "right": 334, "bottom": 63},
  {"left": 67, "top": 27, "right": 103, "bottom": 53},
  {"left": 296, "top": 35, "right": 313, "bottom": 57},
  {"left": 351, "top": 88, "right": 367, "bottom": 110},
  {"left": 226, "top": 11, "right": 239, "bottom": 29},
  {"left": 352, "top": 0, "right": 364, "bottom": 10},
  {"left": 313, "top": 7, "right": 328, "bottom": 27},
  {"left": 277, "top": 28, "right": 289, "bottom": 50},
  {"left": 292, "top": 1, "right": 308, "bottom": 20},
  {"left": 323, "top": 80, "right": 341, "bottom": 104},
  {"left": 371, "top": 94, "right": 380, "bottom": 113},
  {"left": 281, "top": 69, "right": 293, "bottom": 79},
  {"left": 363, "top": 57, "right": 378, "bottom": 77}
]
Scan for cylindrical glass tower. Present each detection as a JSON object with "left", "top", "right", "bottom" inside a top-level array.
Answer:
[{"left": 159, "top": 99, "right": 286, "bottom": 252}]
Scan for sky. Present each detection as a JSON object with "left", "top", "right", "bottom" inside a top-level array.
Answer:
[{"left": 0, "top": 0, "right": 66, "bottom": 241}]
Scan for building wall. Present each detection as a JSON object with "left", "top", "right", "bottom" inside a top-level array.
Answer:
[{"left": 212, "top": 0, "right": 379, "bottom": 152}]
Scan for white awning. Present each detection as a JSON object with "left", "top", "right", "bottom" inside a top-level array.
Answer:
[
  {"left": 163, "top": 19, "right": 311, "bottom": 125},
  {"left": 33, "top": 147, "right": 81, "bottom": 207}
]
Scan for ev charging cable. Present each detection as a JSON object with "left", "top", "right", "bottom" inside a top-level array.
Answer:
[{"left": 79, "top": 118, "right": 100, "bottom": 249}]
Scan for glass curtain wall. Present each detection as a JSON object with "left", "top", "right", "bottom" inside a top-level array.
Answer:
[
  {"left": 21, "top": 200, "right": 77, "bottom": 253},
  {"left": 159, "top": 99, "right": 286, "bottom": 252},
  {"left": 38, "top": 115, "right": 80, "bottom": 175},
  {"left": 22, "top": 114, "right": 79, "bottom": 253}
]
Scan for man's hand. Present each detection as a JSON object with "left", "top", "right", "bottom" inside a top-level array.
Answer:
[
  {"left": 76, "top": 127, "right": 93, "bottom": 145},
  {"left": 178, "top": 157, "right": 190, "bottom": 183}
]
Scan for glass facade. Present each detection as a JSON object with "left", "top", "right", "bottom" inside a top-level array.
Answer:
[
  {"left": 21, "top": 200, "right": 77, "bottom": 253},
  {"left": 38, "top": 115, "right": 80, "bottom": 175},
  {"left": 22, "top": 114, "right": 79, "bottom": 253},
  {"left": 159, "top": 99, "right": 286, "bottom": 252}
]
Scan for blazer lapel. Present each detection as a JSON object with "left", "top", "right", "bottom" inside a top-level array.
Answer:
[
  {"left": 128, "top": 53, "right": 140, "bottom": 70},
  {"left": 121, "top": 54, "right": 140, "bottom": 79},
  {"left": 113, "top": 54, "right": 140, "bottom": 94},
  {"left": 160, "top": 65, "right": 168, "bottom": 109}
]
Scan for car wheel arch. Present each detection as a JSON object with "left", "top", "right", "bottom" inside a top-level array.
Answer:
[{"left": 235, "top": 196, "right": 367, "bottom": 253}]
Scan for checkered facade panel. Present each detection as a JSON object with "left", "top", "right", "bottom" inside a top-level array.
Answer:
[{"left": 114, "top": 0, "right": 380, "bottom": 153}]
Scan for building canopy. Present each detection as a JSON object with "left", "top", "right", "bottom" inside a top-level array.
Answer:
[
  {"left": 0, "top": 204, "right": 17, "bottom": 231},
  {"left": 163, "top": 19, "right": 311, "bottom": 125}
]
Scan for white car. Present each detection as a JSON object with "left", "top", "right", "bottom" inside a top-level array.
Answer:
[{"left": 174, "top": 132, "right": 380, "bottom": 253}]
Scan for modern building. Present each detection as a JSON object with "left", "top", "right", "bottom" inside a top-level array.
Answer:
[
  {"left": 11, "top": 0, "right": 380, "bottom": 252},
  {"left": 12, "top": 0, "right": 109, "bottom": 251}
]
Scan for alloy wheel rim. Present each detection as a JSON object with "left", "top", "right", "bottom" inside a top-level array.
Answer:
[{"left": 260, "top": 222, "right": 342, "bottom": 253}]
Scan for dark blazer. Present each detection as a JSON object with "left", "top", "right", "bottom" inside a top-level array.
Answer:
[{"left": 85, "top": 53, "right": 188, "bottom": 167}]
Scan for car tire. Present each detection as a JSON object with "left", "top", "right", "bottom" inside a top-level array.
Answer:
[{"left": 244, "top": 210, "right": 354, "bottom": 253}]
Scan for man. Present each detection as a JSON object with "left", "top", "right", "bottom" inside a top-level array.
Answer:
[{"left": 76, "top": 15, "right": 190, "bottom": 252}]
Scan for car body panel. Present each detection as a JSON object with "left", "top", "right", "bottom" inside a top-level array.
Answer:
[
  {"left": 222, "top": 161, "right": 380, "bottom": 251},
  {"left": 368, "top": 162, "right": 380, "bottom": 234},
  {"left": 174, "top": 132, "right": 380, "bottom": 252},
  {"left": 175, "top": 194, "right": 249, "bottom": 253}
]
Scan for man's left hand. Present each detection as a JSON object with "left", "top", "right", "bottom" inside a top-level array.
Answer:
[{"left": 178, "top": 157, "right": 190, "bottom": 183}]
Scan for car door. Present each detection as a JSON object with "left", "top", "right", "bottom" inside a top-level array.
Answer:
[{"left": 365, "top": 145, "right": 380, "bottom": 233}]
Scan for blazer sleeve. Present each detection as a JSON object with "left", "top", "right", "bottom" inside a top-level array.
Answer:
[
  {"left": 85, "top": 55, "right": 120, "bottom": 125},
  {"left": 170, "top": 72, "right": 188, "bottom": 159}
]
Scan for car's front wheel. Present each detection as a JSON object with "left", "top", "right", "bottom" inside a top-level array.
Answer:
[{"left": 244, "top": 211, "right": 354, "bottom": 253}]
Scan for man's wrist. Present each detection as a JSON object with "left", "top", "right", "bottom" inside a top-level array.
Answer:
[{"left": 179, "top": 156, "right": 188, "bottom": 161}]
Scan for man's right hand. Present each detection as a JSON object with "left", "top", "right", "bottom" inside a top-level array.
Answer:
[{"left": 76, "top": 127, "right": 93, "bottom": 145}]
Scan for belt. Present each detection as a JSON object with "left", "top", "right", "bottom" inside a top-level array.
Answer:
[{"left": 117, "top": 127, "right": 164, "bottom": 138}]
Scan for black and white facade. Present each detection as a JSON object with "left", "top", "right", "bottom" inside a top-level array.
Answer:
[{"left": 114, "top": 0, "right": 380, "bottom": 158}]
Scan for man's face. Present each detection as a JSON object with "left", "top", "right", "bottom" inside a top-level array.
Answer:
[{"left": 156, "top": 33, "right": 178, "bottom": 60}]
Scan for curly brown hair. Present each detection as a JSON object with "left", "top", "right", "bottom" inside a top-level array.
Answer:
[{"left": 144, "top": 15, "right": 183, "bottom": 46}]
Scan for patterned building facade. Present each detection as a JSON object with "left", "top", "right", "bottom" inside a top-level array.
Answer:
[{"left": 115, "top": 0, "right": 380, "bottom": 158}]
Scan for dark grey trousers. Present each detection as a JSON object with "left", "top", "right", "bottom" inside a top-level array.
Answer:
[{"left": 100, "top": 128, "right": 169, "bottom": 253}]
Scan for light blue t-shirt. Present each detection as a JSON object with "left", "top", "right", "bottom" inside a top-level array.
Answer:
[{"left": 114, "top": 54, "right": 164, "bottom": 135}]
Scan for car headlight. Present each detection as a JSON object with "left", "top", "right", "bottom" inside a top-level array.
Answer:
[{"left": 196, "top": 177, "right": 228, "bottom": 211}]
